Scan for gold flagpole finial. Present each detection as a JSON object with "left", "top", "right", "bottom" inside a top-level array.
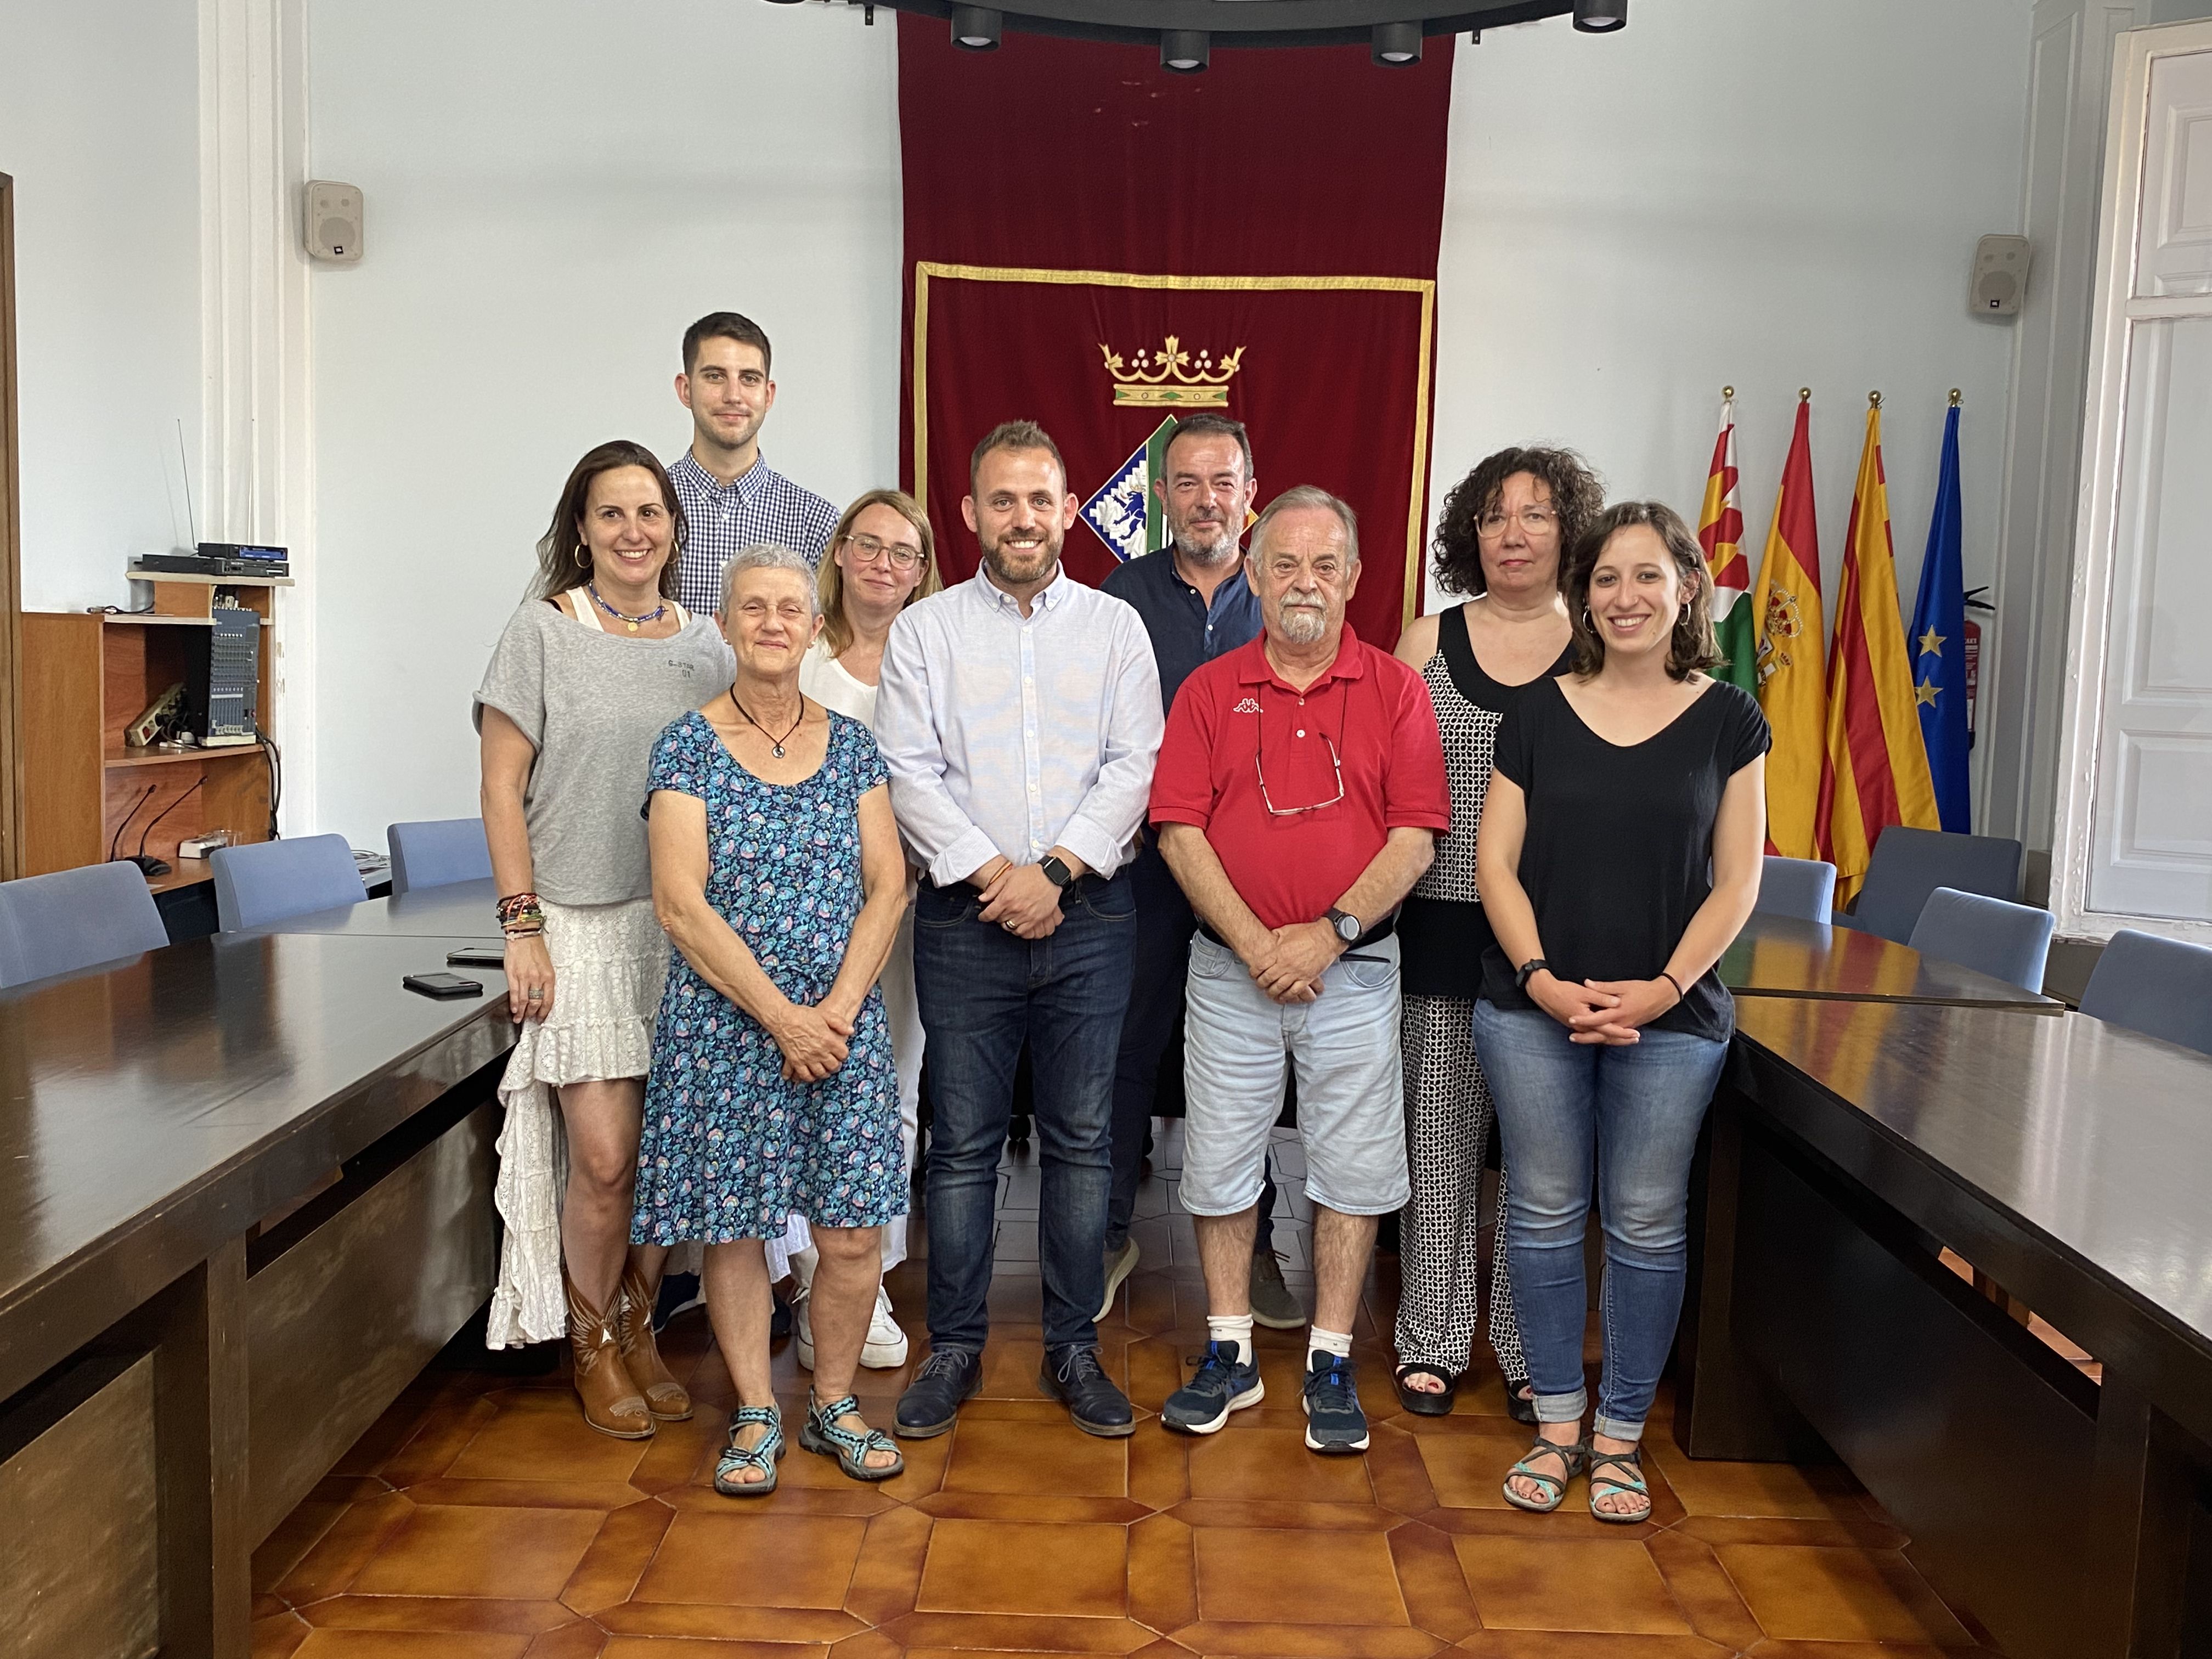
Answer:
[
  {"left": 1722, "top": 385, "right": 1734, "bottom": 400},
  {"left": 1949, "top": 388, "right": 1963, "bottom": 406},
  {"left": 1869, "top": 390, "right": 1882, "bottom": 408},
  {"left": 1798, "top": 387, "right": 1812, "bottom": 402}
]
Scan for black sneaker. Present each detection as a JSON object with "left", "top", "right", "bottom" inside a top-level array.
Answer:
[
  {"left": 894, "top": 1346, "right": 982, "bottom": 1439},
  {"left": 1040, "top": 1345, "right": 1135, "bottom": 1438},
  {"left": 1161, "top": 1340, "right": 1265, "bottom": 1435},
  {"left": 1302, "top": 1352, "right": 1370, "bottom": 1455}
]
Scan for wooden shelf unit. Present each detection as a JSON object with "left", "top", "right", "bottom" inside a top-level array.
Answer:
[{"left": 22, "top": 574, "right": 280, "bottom": 883}]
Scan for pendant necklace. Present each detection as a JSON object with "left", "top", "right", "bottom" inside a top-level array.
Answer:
[
  {"left": 589, "top": 582, "right": 666, "bottom": 634},
  {"left": 732, "top": 695, "right": 806, "bottom": 759}
]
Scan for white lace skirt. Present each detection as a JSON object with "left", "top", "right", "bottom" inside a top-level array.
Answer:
[{"left": 486, "top": 896, "right": 672, "bottom": 1347}]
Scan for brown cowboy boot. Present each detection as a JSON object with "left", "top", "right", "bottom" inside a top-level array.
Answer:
[
  {"left": 617, "top": 1263, "right": 693, "bottom": 1421},
  {"left": 565, "top": 1267, "right": 654, "bottom": 1439}
]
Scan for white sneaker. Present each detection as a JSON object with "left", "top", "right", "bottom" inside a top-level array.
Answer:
[
  {"left": 794, "top": 1284, "right": 910, "bottom": 1370},
  {"left": 861, "top": 1285, "right": 910, "bottom": 1369}
]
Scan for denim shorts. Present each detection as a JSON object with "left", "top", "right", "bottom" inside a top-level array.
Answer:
[{"left": 1179, "top": 933, "right": 1409, "bottom": 1218}]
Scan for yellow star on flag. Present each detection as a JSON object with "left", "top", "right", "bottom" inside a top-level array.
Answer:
[
  {"left": 1917, "top": 627, "right": 1945, "bottom": 657},
  {"left": 1915, "top": 679, "right": 1940, "bottom": 707}
]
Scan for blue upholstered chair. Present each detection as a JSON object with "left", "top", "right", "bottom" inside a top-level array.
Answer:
[
  {"left": 2078, "top": 929, "right": 2212, "bottom": 1057},
  {"left": 1756, "top": 856, "right": 1837, "bottom": 924},
  {"left": 387, "top": 817, "right": 492, "bottom": 897},
  {"left": 0, "top": 862, "right": 170, "bottom": 988},
  {"left": 1837, "top": 826, "right": 2024, "bottom": 946},
  {"left": 209, "top": 833, "right": 367, "bottom": 932},
  {"left": 1907, "top": 887, "right": 2056, "bottom": 995}
]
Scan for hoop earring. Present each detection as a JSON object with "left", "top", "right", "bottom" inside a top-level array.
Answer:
[
  {"left": 1581, "top": 608, "right": 1594, "bottom": 631},
  {"left": 573, "top": 543, "right": 588, "bottom": 567}
]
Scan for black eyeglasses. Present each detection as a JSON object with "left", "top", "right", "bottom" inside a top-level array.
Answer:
[{"left": 1253, "top": 703, "right": 1346, "bottom": 816}]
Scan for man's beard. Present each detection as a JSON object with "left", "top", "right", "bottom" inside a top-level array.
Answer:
[
  {"left": 1277, "top": 600, "right": 1328, "bottom": 644},
  {"left": 981, "top": 524, "right": 1062, "bottom": 586},
  {"left": 1172, "top": 517, "right": 1238, "bottom": 568}
]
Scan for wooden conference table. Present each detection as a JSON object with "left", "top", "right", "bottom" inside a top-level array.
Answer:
[
  {"left": 0, "top": 927, "right": 513, "bottom": 1659},
  {"left": 0, "top": 883, "right": 2187, "bottom": 1659}
]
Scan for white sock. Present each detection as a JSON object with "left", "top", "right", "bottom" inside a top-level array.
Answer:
[
  {"left": 1206, "top": 1314, "right": 1255, "bottom": 1365},
  {"left": 1307, "top": 1325, "right": 1353, "bottom": 1367}
]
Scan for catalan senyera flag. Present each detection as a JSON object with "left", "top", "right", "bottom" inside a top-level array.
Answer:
[
  {"left": 1697, "top": 394, "right": 1757, "bottom": 693},
  {"left": 1752, "top": 397, "right": 1826, "bottom": 860},
  {"left": 1818, "top": 400, "right": 1940, "bottom": 904}
]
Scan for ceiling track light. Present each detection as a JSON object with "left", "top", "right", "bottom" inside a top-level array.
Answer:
[
  {"left": 1572, "top": 0, "right": 1627, "bottom": 31},
  {"left": 950, "top": 4, "right": 1001, "bottom": 49},
  {"left": 1372, "top": 20, "right": 1421, "bottom": 66},
  {"left": 1160, "top": 29, "right": 1209, "bottom": 72}
]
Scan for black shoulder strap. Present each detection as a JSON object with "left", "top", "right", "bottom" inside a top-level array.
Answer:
[{"left": 1437, "top": 603, "right": 1494, "bottom": 708}]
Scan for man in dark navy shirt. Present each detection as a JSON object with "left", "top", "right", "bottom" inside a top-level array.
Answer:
[{"left": 1098, "top": 415, "right": 1301, "bottom": 1329}]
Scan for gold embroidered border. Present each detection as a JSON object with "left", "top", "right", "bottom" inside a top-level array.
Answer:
[{"left": 912, "top": 261, "right": 1436, "bottom": 628}]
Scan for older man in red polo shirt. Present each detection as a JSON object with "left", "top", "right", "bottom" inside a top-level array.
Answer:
[{"left": 1149, "top": 485, "right": 1448, "bottom": 1455}]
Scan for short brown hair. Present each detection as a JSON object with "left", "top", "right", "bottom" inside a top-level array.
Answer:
[
  {"left": 534, "top": 440, "right": 687, "bottom": 602},
  {"left": 818, "top": 489, "right": 943, "bottom": 654},
  {"left": 1563, "top": 501, "right": 1719, "bottom": 682},
  {"left": 1431, "top": 445, "right": 1604, "bottom": 596},
  {"left": 682, "top": 311, "right": 772, "bottom": 377},
  {"left": 968, "top": 420, "right": 1066, "bottom": 494},
  {"left": 1162, "top": 413, "right": 1255, "bottom": 482}
]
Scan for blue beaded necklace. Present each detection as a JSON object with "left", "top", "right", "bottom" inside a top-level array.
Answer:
[{"left": 588, "top": 581, "right": 667, "bottom": 633}]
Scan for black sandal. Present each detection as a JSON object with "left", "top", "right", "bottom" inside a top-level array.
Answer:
[
  {"left": 1392, "top": 1362, "right": 1459, "bottom": 1417},
  {"left": 1503, "top": 1374, "right": 1538, "bottom": 1425}
]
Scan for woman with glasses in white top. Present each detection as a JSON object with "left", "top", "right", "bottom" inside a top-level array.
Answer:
[{"left": 780, "top": 490, "right": 943, "bottom": 1370}]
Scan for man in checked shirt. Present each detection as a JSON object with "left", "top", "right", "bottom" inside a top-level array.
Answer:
[{"left": 668, "top": 311, "right": 840, "bottom": 615}]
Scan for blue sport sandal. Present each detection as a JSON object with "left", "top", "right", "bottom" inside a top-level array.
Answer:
[
  {"left": 1587, "top": 1444, "right": 1651, "bottom": 1523},
  {"left": 714, "top": 1404, "right": 785, "bottom": 1497},
  {"left": 1501, "top": 1435, "right": 1588, "bottom": 1513},
  {"left": 799, "top": 1391, "right": 905, "bottom": 1482}
]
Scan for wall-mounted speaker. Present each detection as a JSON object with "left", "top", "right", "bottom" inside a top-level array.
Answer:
[
  {"left": 306, "top": 180, "right": 364, "bottom": 264},
  {"left": 1971, "top": 234, "right": 2029, "bottom": 317}
]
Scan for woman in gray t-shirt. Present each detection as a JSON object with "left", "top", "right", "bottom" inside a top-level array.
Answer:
[{"left": 474, "top": 439, "right": 733, "bottom": 1441}]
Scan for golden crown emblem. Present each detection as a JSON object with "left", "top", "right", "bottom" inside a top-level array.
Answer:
[{"left": 1098, "top": 336, "right": 1245, "bottom": 407}]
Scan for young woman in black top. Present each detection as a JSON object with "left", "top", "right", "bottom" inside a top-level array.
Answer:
[
  {"left": 1472, "top": 501, "right": 1768, "bottom": 1521},
  {"left": 1390, "top": 447, "right": 1599, "bottom": 1421}
]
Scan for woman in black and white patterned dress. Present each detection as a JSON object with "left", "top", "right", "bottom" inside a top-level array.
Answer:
[{"left": 1391, "top": 447, "right": 1602, "bottom": 1419}]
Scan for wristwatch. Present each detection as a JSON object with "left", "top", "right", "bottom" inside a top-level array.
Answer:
[
  {"left": 1324, "top": 907, "right": 1362, "bottom": 945},
  {"left": 1039, "top": 854, "right": 1074, "bottom": 890},
  {"left": 1515, "top": 957, "right": 1551, "bottom": 992}
]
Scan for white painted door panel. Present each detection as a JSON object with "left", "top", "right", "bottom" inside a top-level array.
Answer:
[{"left": 2136, "top": 48, "right": 2212, "bottom": 296}]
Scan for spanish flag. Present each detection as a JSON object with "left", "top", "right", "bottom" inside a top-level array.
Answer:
[
  {"left": 1698, "top": 393, "right": 1757, "bottom": 694},
  {"left": 1752, "top": 396, "right": 1825, "bottom": 860},
  {"left": 1818, "top": 399, "right": 1940, "bottom": 904}
]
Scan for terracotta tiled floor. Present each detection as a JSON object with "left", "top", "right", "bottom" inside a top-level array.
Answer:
[{"left": 252, "top": 1126, "right": 2002, "bottom": 1658}]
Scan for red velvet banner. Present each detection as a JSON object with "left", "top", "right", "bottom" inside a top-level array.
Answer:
[{"left": 898, "top": 18, "right": 1454, "bottom": 647}]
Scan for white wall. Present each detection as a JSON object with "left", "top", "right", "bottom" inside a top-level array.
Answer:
[
  {"left": 1, "top": 0, "right": 203, "bottom": 612},
  {"left": 304, "top": 0, "right": 902, "bottom": 845},
  {"left": 1431, "top": 3, "right": 2030, "bottom": 672},
  {"left": 300, "top": 0, "right": 2034, "bottom": 847}
]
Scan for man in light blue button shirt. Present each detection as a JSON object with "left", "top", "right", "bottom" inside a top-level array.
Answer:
[{"left": 875, "top": 421, "right": 1164, "bottom": 1442}]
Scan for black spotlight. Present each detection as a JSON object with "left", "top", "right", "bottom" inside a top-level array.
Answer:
[
  {"left": 1161, "top": 29, "right": 1209, "bottom": 72},
  {"left": 1372, "top": 20, "right": 1422, "bottom": 66},
  {"left": 950, "top": 5, "right": 1002, "bottom": 49},
  {"left": 1572, "top": 0, "right": 1627, "bottom": 30}
]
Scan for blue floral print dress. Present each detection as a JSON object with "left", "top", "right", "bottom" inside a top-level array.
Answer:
[{"left": 631, "top": 709, "right": 905, "bottom": 1244}]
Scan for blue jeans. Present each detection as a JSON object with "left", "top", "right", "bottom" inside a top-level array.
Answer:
[
  {"left": 1469, "top": 1000, "right": 1727, "bottom": 1441},
  {"left": 913, "top": 873, "right": 1136, "bottom": 1352}
]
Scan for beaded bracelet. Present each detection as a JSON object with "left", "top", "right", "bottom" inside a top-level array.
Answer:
[{"left": 495, "top": 890, "right": 543, "bottom": 924}]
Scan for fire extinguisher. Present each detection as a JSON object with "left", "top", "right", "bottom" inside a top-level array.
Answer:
[{"left": 1963, "top": 586, "right": 1994, "bottom": 747}]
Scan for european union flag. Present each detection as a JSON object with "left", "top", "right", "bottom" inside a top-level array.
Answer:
[{"left": 1908, "top": 403, "right": 1971, "bottom": 831}]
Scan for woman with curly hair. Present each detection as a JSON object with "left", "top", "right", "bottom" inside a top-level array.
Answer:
[{"left": 1390, "top": 445, "right": 1602, "bottom": 1421}]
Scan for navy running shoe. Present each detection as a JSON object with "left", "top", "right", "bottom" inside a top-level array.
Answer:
[
  {"left": 1161, "top": 1340, "right": 1265, "bottom": 1435},
  {"left": 1302, "top": 1352, "right": 1370, "bottom": 1455}
]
